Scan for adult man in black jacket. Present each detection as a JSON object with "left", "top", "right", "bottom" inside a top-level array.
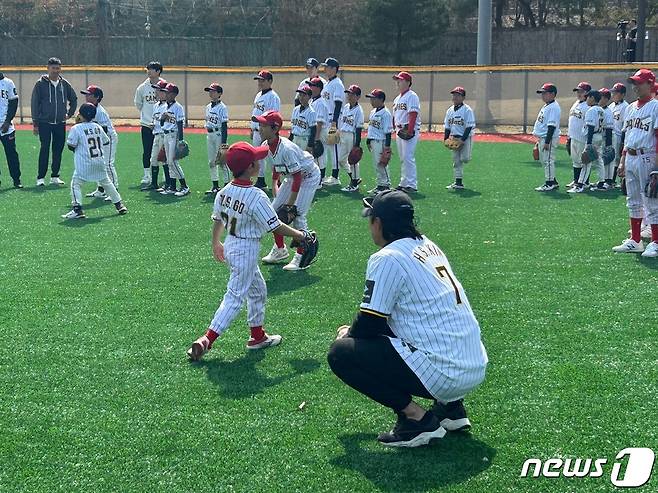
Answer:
[{"left": 31, "top": 57, "right": 77, "bottom": 186}]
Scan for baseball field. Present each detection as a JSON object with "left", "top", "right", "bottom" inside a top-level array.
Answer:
[{"left": 1, "top": 130, "right": 657, "bottom": 492}]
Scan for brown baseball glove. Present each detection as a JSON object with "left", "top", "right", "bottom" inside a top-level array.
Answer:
[
  {"left": 444, "top": 137, "right": 462, "bottom": 151},
  {"left": 379, "top": 147, "right": 392, "bottom": 167},
  {"left": 215, "top": 144, "right": 229, "bottom": 166}
]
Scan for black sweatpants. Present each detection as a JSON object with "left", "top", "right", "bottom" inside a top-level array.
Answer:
[
  {"left": 141, "top": 126, "right": 154, "bottom": 169},
  {"left": 37, "top": 123, "right": 66, "bottom": 179},
  {"left": 0, "top": 131, "right": 21, "bottom": 183},
  {"left": 327, "top": 336, "right": 434, "bottom": 412}
]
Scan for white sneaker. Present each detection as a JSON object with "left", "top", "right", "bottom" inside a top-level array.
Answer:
[
  {"left": 174, "top": 187, "right": 190, "bottom": 197},
  {"left": 341, "top": 184, "right": 359, "bottom": 193},
  {"left": 534, "top": 183, "right": 558, "bottom": 192},
  {"left": 246, "top": 333, "right": 282, "bottom": 350},
  {"left": 103, "top": 196, "right": 112, "bottom": 202},
  {"left": 641, "top": 241, "right": 658, "bottom": 258},
  {"left": 567, "top": 185, "right": 585, "bottom": 193},
  {"left": 140, "top": 174, "right": 151, "bottom": 185},
  {"left": 159, "top": 188, "right": 176, "bottom": 195},
  {"left": 641, "top": 226, "right": 652, "bottom": 240},
  {"left": 61, "top": 209, "right": 86, "bottom": 219},
  {"left": 50, "top": 177, "right": 65, "bottom": 185},
  {"left": 262, "top": 246, "right": 289, "bottom": 264},
  {"left": 446, "top": 183, "right": 464, "bottom": 190},
  {"left": 283, "top": 253, "right": 304, "bottom": 271},
  {"left": 316, "top": 182, "right": 323, "bottom": 190},
  {"left": 86, "top": 189, "right": 106, "bottom": 198},
  {"left": 36, "top": 178, "right": 45, "bottom": 187},
  {"left": 566, "top": 181, "right": 575, "bottom": 187},
  {"left": 322, "top": 176, "right": 341, "bottom": 186},
  {"left": 612, "top": 238, "right": 645, "bottom": 253}
]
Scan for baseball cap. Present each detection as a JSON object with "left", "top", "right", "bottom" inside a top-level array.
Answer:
[
  {"left": 152, "top": 80, "right": 168, "bottom": 90},
  {"left": 254, "top": 70, "right": 273, "bottom": 81},
  {"left": 321, "top": 58, "right": 340, "bottom": 68},
  {"left": 536, "top": 83, "right": 557, "bottom": 94},
  {"left": 163, "top": 83, "right": 179, "bottom": 95},
  {"left": 345, "top": 84, "right": 361, "bottom": 96},
  {"left": 80, "top": 85, "right": 103, "bottom": 99},
  {"left": 305, "top": 58, "right": 320, "bottom": 68},
  {"left": 252, "top": 110, "right": 283, "bottom": 128},
  {"left": 365, "top": 89, "right": 386, "bottom": 100},
  {"left": 204, "top": 82, "right": 223, "bottom": 93},
  {"left": 146, "top": 61, "right": 163, "bottom": 72},
  {"left": 393, "top": 71, "right": 412, "bottom": 83},
  {"left": 599, "top": 87, "right": 611, "bottom": 98},
  {"left": 573, "top": 81, "right": 592, "bottom": 92},
  {"left": 296, "top": 85, "right": 312, "bottom": 96},
  {"left": 78, "top": 102, "right": 97, "bottom": 121},
  {"left": 654, "top": 82, "right": 658, "bottom": 94},
  {"left": 611, "top": 82, "right": 626, "bottom": 93},
  {"left": 450, "top": 86, "right": 466, "bottom": 96},
  {"left": 308, "top": 77, "right": 324, "bottom": 89},
  {"left": 362, "top": 190, "right": 414, "bottom": 221},
  {"left": 225, "top": 142, "right": 269, "bottom": 176},
  {"left": 585, "top": 90, "right": 601, "bottom": 102},
  {"left": 628, "top": 68, "right": 656, "bottom": 85}
]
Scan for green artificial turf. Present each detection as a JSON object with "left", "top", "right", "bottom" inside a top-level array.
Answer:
[{"left": 1, "top": 131, "right": 657, "bottom": 493}]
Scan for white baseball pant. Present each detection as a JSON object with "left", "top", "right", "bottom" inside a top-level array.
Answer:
[
  {"left": 208, "top": 236, "right": 266, "bottom": 334},
  {"left": 207, "top": 132, "right": 229, "bottom": 184},
  {"left": 315, "top": 128, "right": 328, "bottom": 170},
  {"left": 369, "top": 140, "right": 390, "bottom": 188},
  {"left": 537, "top": 139, "right": 557, "bottom": 182},
  {"left": 608, "top": 134, "right": 622, "bottom": 180},
  {"left": 292, "top": 135, "right": 311, "bottom": 153},
  {"left": 625, "top": 151, "right": 658, "bottom": 223},
  {"left": 71, "top": 173, "right": 121, "bottom": 206},
  {"left": 252, "top": 130, "right": 267, "bottom": 178},
  {"left": 150, "top": 133, "right": 165, "bottom": 168},
  {"left": 272, "top": 166, "right": 320, "bottom": 231},
  {"left": 570, "top": 138, "right": 586, "bottom": 173},
  {"left": 103, "top": 133, "right": 119, "bottom": 188},
  {"left": 164, "top": 132, "right": 185, "bottom": 179},
  {"left": 452, "top": 138, "right": 473, "bottom": 180},
  {"left": 578, "top": 138, "right": 604, "bottom": 184},
  {"left": 396, "top": 131, "right": 419, "bottom": 189},
  {"left": 327, "top": 134, "right": 340, "bottom": 174}
]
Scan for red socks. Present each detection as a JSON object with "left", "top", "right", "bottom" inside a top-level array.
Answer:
[
  {"left": 297, "top": 247, "right": 304, "bottom": 255},
  {"left": 630, "top": 218, "right": 643, "bottom": 243},
  {"left": 652, "top": 224, "right": 658, "bottom": 243},
  {"left": 274, "top": 234, "right": 285, "bottom": 248},
  {"left": 204, "top": 329, "right": 219, "bottom": 348},
  {"left": 250, "top": 326, "right": 265, "bottom": 341}
]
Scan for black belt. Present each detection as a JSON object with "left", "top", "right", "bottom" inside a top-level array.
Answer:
[
  {"left": 163, "top": 129, "right": 176, "bottom": 135},
  {"left": 627, "top": 148, "right": 651, "bottom": 156},
  {"left": 207, "top": 128, "right": 221, "bottom": 133}
]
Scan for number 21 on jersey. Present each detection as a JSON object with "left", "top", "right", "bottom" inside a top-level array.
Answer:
[{"left": 87, "top": 136, "right": 103, "bottom": 158}]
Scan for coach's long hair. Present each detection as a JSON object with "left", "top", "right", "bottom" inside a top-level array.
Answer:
[{"left": 374, "top": 212, "right": 423, "bottom": 242}]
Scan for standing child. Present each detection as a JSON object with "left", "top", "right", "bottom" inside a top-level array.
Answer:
[
  {"left": 599, "top": 88, "right": 615, "bottom": 190},
  {"left": 566, "top": 82, "right": 591, "bottom": 187},
  {"left": 532, "top": 83, "right": 561, "bottom": 191},
  {"left": 568, "top": 90, "right": 604, "bottom": 193},
  {"left": 320, "top": 58, "right": 345, "bottom": 186},
  {"left": 204, "top": 82, "right": 229, "bottom": 194},
  {"left": 61, "top": 103, "right": 127, "bottom": 219},
  {"left": 142, "top": 79, "right": 171, "bottom": 191},
  {"left": 392, "top": 71, "right": 421, "bottom": 193},
  {"left": 289, "top": 85, "right": 317, "bottom": 154},
  {"left": 365, "top": 88, "right": 393, "bottom": 194},
  {"left": 186, "top": 142, "right": 316, "bottom": 360},
  {"left": 160, "top": 83, "right": 189, "bottom": 197},
  {"left": 338, "top": 84, "right": 364, "bottom": 192},
  {"left": 444, "top": 86, "right": 476, "bottom": 190},
  {"left": 610, "top": 83, "right": 629, "bottom": 187},
  {"left": 251, "top": 70, "right": 281, "bottom": 190},
  {"left": 308, "top": 77, "right": 329, "bottom": 188}
]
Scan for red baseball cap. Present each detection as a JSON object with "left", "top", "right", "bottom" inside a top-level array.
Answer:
[
  {"left": 599, "top": 87, "right": 611, "bottom": 98},
  {"left": 296, "top": 85, "right": 312, "bottom": 96},
  {"left": 393, "top": 71, "right": 412, "bottom": 82},
  {"left": 450, "top": 86, "right": 466, "bottom": 96},
  {"left": 365, "top": 88, "right": 386, "bottom": 100},
  {"left": 628, "top": 68, "right": 655, "bottom": 85},
  {"left": 163, "top": 83, "right": 179, "bottom": 94},
  {"left": 345, "top": 84, "right": 361, "bottom": 96},
  {"left": 611, "top": 83, "right": 626, "bottom": 93},
  {"left": 653, "top": 82, "right": 658, "bottom": 94},
  {"left": 573, "top": 82, "right": 592, "bottom": 92},
  {"left": 226, "top": 142, "right": 269, "bottom": 175},
  {"left": 80, "top": 85, "right": 103, "bottom": 99},
  {"left": 152, "top": 80, "right": 168, "bottom": 90},
  {"left": 204, "top": 82, "right": 223, "bottom": 93},
  {"left": 536, "top": 83, "right": 557, "bottom": 94},
  {"left": 252, "top": 110, "right": 283, "bottom": 127},
  {"left": 254, "top": 70, "right": 273, "bottom": 81}
]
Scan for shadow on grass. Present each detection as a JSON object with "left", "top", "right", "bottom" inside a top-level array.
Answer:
[
  {"left": 541, "top": 191, "right": 572, "bottom": 200},
  {"left": 143, "top": 191, "right": 181, "bottom": 205},
  {"left": 193, "top": 351, "right": 320, "bottom": 399},
  {"left": 448, "top": 189, "right": 481, "bottom": 199},
  {"left": 331, "top": 431, "right": 496, "bottom": 491},
  {"left": 265, "top": 266, "right": 323, "bottom": 296},
  {"left": 588, "top": 191, "right": 622, "bottom": 200},
  {"left": 58, "top": 216, "right": 104, "bottom": 227},
  {"left": 638, "top": 257, "right": 658, "bottom": 270}
]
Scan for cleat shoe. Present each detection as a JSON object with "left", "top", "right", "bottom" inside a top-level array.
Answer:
[
  {"left": 205, "top": 187, "right": 220, "bottom": 195},
  {"left": 377, "top": 411, "right": 446, "bottom": 448},
  {"left": 61, "top": 209, "right": 86, "bottom": 219},
  {"left": 431, "top": 399, "right": 472, "bottom": 431},
  {"left": 103, "top": 195, "right": 112, "bottom": 202},
  {"left": 282, "top": 253, "right": 304, "bottom": 271},
  {"left": 567, "top": 185, "right": 585, "bottom": 193},
  {"left": 641, "top": 241, "right": 658, "bottom": 258},
  {"left": 187, "top": 335, "right": 211, "bottom": 361},
  {"left": 612, "top": 238, "right": 644, "bottom": 253},
  {"left": 13, "top": 181, "right": 23, "bottom": 189},
  {"left": 446, "top": 183, "right": 465, "bottom": 190},
  {"left": 86, "top": 189, "right": 106, "bottom": 198},
  {"left": 368, "top": 186, "right": 390, "bottom": 194},
  {"left": 341, "top": 184, "right": 359, "bottom": 193},
  {"left": 322, "top": 176, "right": 341, "bottom": 186},
  {"left": 566, "top": 181, "right": 575, "bottom": 188},
  {"left": 174, "top": 187, "right": 190, "bottom": 197},
  {"left": 140, "top": 174, "right": 151, "bottom": 185},
  {"left": 591, "top": 182, "right": 607, "bottom": 191},
  {"left": 262, "top": 246, "right": 289, "bottom": 264},
  {"left": 397, "top": 186, "right": 418, "bottom": 193},
  {"left": 50, "top": 177, "right": 65, "bottom": 185},
  {"left": 115, "top": 202, "right": 128, "bottom": 215},
  {"left": 36, "top": 178, "right": 46, "bottom": 187},
  {"left": 246, "top": 333, "right": 282, "bottom": 350},
  {"left": 641, "top": 226, "right": 652, "bottom": 240},
  {"left": 316, "top": 182, "right": 323, "bottom": 190},
  {"left": 160, "top": 187, "right": 176, "bottom": 195}
]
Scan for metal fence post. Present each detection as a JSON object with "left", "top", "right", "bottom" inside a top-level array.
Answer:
[
  {"left": 428, "top": 71, "right": 435, "bottom": 133},
  {"left": 85, "top": 68, "right": 89, "bottom": 88},
  {"left": 18, "top": 70, "right": 24, "bottom": 124},
  {"left": 184, "top": 68, "right": 189, "bottom": 127},
  {"left": 522, "top": 70, "right": 529, "bottom": 134}
]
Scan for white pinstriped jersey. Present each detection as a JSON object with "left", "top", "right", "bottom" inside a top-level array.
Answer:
[
  {"left": 93, "top": 103, "right": 117, "bottom": 138},
  {"left": 444, "top": 103, "right": 476, "bottom": 137},
  {"left": 393, "top": 90, "right": 421, "bottom": 131},
  {"left": 0, "top": 77, "right": 18, "bottom": 137},
  {"left": 583, "top": 105, "right": 604, "bottom": 138},
  {"left": 211, "top": 182, "right": 281, "bottom": 240},
  {"left": 152, "top": 101, "right": 165, "bottom": 135},
  {"left": 602, "top": 105, "right": 614, "bottom": 130},
  {"left": 161, "top": 101, "right": 185, "bottom": 133},
  {"left": 322, "top": 76, "right": 345, "bottom": 120},
  {"left": 251, "top": 89, "right": 280, "bottom": 130},
  {"left": 311, "top": 96, "right": 328, "bottom": 126},
  {"left": 67, "top": 122, "right": 110, "bottom": 181},
  {"left": 367, "top": 106, "right": 393, "bottom": 140},
  {"left": 297, "top": 76, "right": 327, "bottom": 101},
  {"left": 623, "top": 98, "right": 658, "bottom": 149},
  {"left": 568, "top": 100, "right": 588, "bottom": 140},
  {"left": 532, "top": 100, "right": 561, "bottom": 140},
  {"left": 205, "top": 101, "right": 229, "bottom": 130},
  {"left": 360, "top": 236, "right": 488, "bottom": 394},
  {"left": 269, "top": 137, "right": 318, "bottom": 178},
  {"left": 290, "top": 104, "right": 317, "bottom": 138},
  {"left": 338, "top": 103, "right": 364, "bottom": 132},
  {"left": 611, "top": 100, "right": 629, "bottom": 135}
]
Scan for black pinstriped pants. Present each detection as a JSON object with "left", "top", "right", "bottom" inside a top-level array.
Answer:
[{"left": 0, "top": 131, "right": 21, "bottom": 183}]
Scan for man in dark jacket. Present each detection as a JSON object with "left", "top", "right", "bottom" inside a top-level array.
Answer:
[{"left": 31, "top": 57, "right": 77, "bottom": 186}]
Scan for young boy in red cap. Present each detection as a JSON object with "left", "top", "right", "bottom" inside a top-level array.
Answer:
[
  {"left": 338, "top": 84, "right": 364, "bottom": 192},
  {"left": 392, "top": 71, "right": 421, "bottom": 193},
  {"left": 444, "top": 86, "right": 476, "bottom": 190}
]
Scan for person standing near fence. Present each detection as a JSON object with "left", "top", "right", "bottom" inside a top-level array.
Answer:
[
  {"left": 444, "top": 86, "right": 476, "bottom": 190},
  {"left": 251, "top": 70, "right": 280, "bottom": 191},
  {"left": 0, "top": 69, "right": 22, "bottom": 188},
  {"left": 532, "top": 83, "right": 561, "bottom": 192},
  {"left": 134, "top": 61, "right": 164, "bottom": 186},
  {"left": 31, "top": 57, "right": 77, "bottom": 187},
  {"left": 610, "top": 83, "right": 628, "bottom": 188},
  {"left": 392, "top": 71, "right": 421, "bottom": 193},
  {"left": 566, "top": 82, "right": 591, "bottom": 188}
]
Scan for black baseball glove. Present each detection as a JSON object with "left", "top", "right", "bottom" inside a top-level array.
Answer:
[
  {"left": 298, "top": 230, "right": 319, "bottom": 269},
  {"left": 620, "top": 177, "right": 627, "bottom": 196},
  {"left": 566, "top": 138, "right": 571, "bottom": 156},
  {"left": 312, "top": 140, "right": 324, "bottom": 158},
  {"left": 276, "top": 204, "right": 298, "bottom": 225},
  {"left": 397, "top": 124, "right": 415, "bottom": 141}
]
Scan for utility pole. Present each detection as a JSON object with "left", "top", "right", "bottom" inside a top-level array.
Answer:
[
  {"left": 97, "top": 0, "right": 110, "bottom": 65},
  {"left": 636, "top": 0, "right": 647, "bottom": 62},
  {"left": 476, "top": 0, "right": 492, "bottom": 65}
]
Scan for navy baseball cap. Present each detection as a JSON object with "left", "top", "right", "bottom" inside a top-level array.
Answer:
[
  {"left": 362, "top": 190, "right": 414, "bottom": 220},
  {"left": 80, "top": 85, "right": 104, "bottom": 99},
  {"left": 305, "top": 58, "right": 320, "bottom": 68},
  {"left": 322, "top": 58, "right": 340, "bottom": 68}
]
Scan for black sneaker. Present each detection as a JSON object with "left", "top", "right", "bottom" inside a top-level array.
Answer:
[
  {"left": 377, "top": 411, "right": 446, "bottom": 447},
  {"left": 431, "top": 399, "right": 471, "bottom": 431},
  {"left": 13, "top": 181, "right": 23, "bottom": 189},
  {"left": 141, "top": 183, "right": 159, "bottom": 191},
  {"left": 205, "top": 187, "right": 220, "bottom": 195}
]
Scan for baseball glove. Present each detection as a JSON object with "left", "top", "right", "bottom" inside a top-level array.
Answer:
[
  {"left": 581, "top": 144, "right": 598, "bottom": 164},
  {"left": 157, "top": 147, "right": 166, "bottom": 162},
  {"left": 602, "top": 146, "right": 616, "bottom": 166},
  {"left": 444, "top": 137, "right": 462, "bottom": 151},
  {"left": 276, "top": 204, "right": 298, "bottom": 225},
  {"left": 566, "top": 138, "right": 571, "bottom": 156},
  {"left": 645, "top": 173, "right": 658, "bottom": 199},
  {"left": 620, "top": 177, "right": 627, "bottom": 196},
  {"left": 312, "top": 140, "right": 324, "bottom": 158},
  {"left": 75, "top": 113, "right": 83, "bottom": 124},
  {"left": 532, "top": 143, "right": 540, "bottom": 161},
  {"left": 348, "top": 146, "right": 363, "bottom": 165},
  {"left": 397, "top": 124, "right": 415, "bottom": 141},
  {"left": 175, "top": 140, "right": 190, "bottom": 160},
  {"left": 298, "top": 230, "right": 319, "bottom": 269},
  {"left": 215, "top": 144, "right": 229, "bottom": 166},
  {"left": 379, "top": 147, "right": 392, "bottom": 167},
  {"left": 327, "top": 127, "right": 340, "bottom": 145}
]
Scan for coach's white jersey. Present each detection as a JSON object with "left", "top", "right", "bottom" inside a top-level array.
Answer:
[
  {"left": 291, "top": 104, "right": 317, "bottom": 139},
  {"left": 94, "top": 103, "right": 117, "bottom": 139},
  {"left": 444, "top": 103, "right": 476, "bottom": 138},
  {"left": 322, "top": 76, "right": 345, "bottom": 121},
  {"left": 0, "top": 76, "right": 18, "bottom": 137},
  {"left": 338, "top": 103, "right": 364, "bottom": 132},
  {"left": 152, "top": 101, "right": 166, "bottom": 135},
  {"left": 602, "top": 105, "right": 614, "bottom": 131},
  {"left": 211, "top": 181, "right": 281, "bottom": 240},
  {"left": 269, "top": 137, "right": 318, "bottom": 178},
  {"left": 161, "top": 101, "right": 185, "bottom": 133},
  {"left": 251, "top": 89, "right": 280, "bottom": 130},
  {"left": 205, "top": 101, "right": 229, "bottom": 131},
  {"left": 134, "top": 78, "right": 163, "bottom": 127},
  {"left": 623, "top": 98, "right": 658, "bottom": 150},
  {"left": 367, "top": 106, "right": 393, "bottom": 140},
  {"left": 393, "top": 90, "right": 421, "bottom": 132},
  {"left": 582, "top": 105, "right": 604, "bottom": 139},
  {"left": 360, "top": 236, "right": 488, "bottom": 397},
  {"left": 311, "top": 96, "right": 328, "bottom": 126},
  {"left": 532, "top": 100, "right": 561, "bottom": 141},
  {"left": 67, "top": 122, "right": 110, "bottom": 182},
  {"left": 611, "top": 100, "right": 629, "bottom": 136},
  {"left": 568, "top": 100, "right": 588, "bottom": 140}
]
